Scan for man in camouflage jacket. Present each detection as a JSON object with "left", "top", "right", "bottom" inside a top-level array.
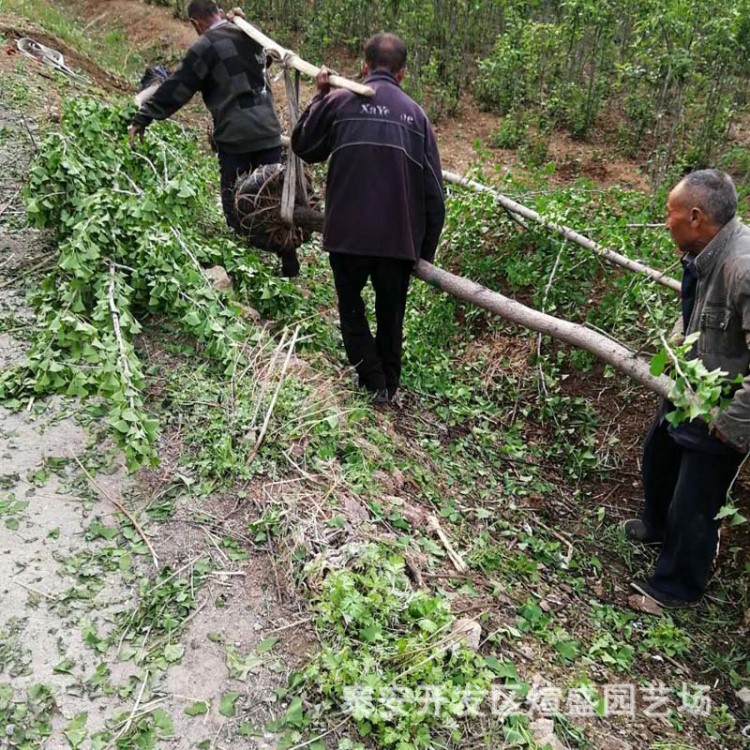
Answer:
[{"left": 128, "top": 2, "right": 299, "bottom": 276}]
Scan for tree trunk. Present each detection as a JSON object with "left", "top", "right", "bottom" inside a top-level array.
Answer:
[
  {"left": 292, "top": 206, "right": 324, "bottom": 232},
  {"left": 413, "top": 260, "right": 672, "bottom": 397},
  {"left": 442, "top": 171, "right": 681, "bottom": 292},
  {"left": 289, "top": 204, "right": 671, "bottom": 398}
]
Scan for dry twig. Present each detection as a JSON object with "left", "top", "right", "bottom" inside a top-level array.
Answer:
[
  {"left": 428, "top": 515, "right": 468, "bottom": 573},
  {"left": 247, "top": 326, "right": 300, "bottom": 463},
  {"left": 71, "top": 453, "right": 159, "bottom": 568},
  {"left": 108, "top": 265, "right": 137, "bottom": 414}
]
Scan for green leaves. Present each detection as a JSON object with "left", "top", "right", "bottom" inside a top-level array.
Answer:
[
  {"left": 256, "top": 636, "right": 279, "bottom": 654},
  {"left": 553, "top": 638, "right": 581, "bottom": 662},
  {"left": 219, "top": 691, "right": 241, "bottom": 718},
  {"left": 0, "top": 684, "right": 55, "bottom": 749},
  {"left": 225, "top": 645, "right": 262, "bottom": 681},
  {"left": 163, "top": 644, "right": 185, "bottom": 663},
  {"left": 0, "top": 495, "right": 29, "bottom": 530},
  {"left": 284, "top": 696, "right": 305, "bottom": 729},
  {"left": 649, "top": 348, "right": 668, "bottom": 376},
  {"left": 655, "top": 333, "right": 742, "bottom": 428},
  {"left": 184, "top": 701, "right": 209, "bottom": 717},
  {"left": 6, "top": 97, "right": 296, "bottom": 472},
  {"left": 484, "top": 656, "right": 518, "bottom": 680},
  {"left": 715, "top": 502, "right": 747, "bottom": 527},
  {"left": 300, "top": 543, "right": 494, "bottom": 749},
  {"left": 63, "top": 712, "right": 88, "bottom": 749},
  {"left": 53, "top": 658, "right": 75, "bottom": 675}
]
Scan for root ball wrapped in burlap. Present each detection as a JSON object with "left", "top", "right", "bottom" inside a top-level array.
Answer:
[{"left": 234, "top": 163, "right": 317, "bottom": 253}]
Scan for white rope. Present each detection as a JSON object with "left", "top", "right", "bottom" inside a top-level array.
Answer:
[{"left": 280, "top": 64, "right": 308, "bottom": 226}]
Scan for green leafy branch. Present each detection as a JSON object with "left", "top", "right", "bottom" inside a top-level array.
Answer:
[
  {"left": 650, "top": 332, "right": 742, "bottom": 427},
  {"left": 1, "top": 97, "right": 300, "bottom": 469},
  {"left": 651, "top": 332, "right": 747, "bottom": 526}
]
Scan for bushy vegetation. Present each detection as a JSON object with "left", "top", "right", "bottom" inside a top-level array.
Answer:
[
  {"left": 0, "top": 98, "right": 301, "bottom": 469},
  {"left": 475, "top": 0, "right": 750, "bottom": 185},
  {"left": 298, "top": 544, "right": 496, "bottom": 749},
  {"left": 129, "top": 0, "right": 750, "bottom": 186}
]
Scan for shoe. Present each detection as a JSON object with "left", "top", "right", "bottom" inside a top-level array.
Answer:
[
  {"left": 622, "top": 519, "right": 662, "bottom": 545},
  {"left": 279, "top": 249, "right": 300, "bottom": 278},
  {"left": 630, "top": 580, "right": 699, "bottom": 610},
  {"left": 371, "top": 388, "right": 389, "bottom": 405}
]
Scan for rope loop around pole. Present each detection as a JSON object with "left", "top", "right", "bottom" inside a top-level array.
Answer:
[{"left": 280, "top": 63, "right": 308, "bottom": 226}]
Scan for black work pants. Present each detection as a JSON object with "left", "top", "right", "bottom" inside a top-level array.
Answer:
[
  {"left": 329, "top": 253, "right": 413, "bottom": 395},
  {"left": 217, "top": 146, "right": 282, "bottom": 231},
  {"left": 641, "top": 408, "right": 743, "bottom": 601}
]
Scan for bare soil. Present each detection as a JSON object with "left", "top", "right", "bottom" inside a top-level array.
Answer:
[{"left": 67, "top": 0, "right": 195, "bottom": 52}]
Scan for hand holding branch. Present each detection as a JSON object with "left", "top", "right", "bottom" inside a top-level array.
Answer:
[
  {"left": 315, "top": 66, "right": 332, "bottom": 95},
  {"left": 128, "top": 123, "right": 145, "bottom": 148}
]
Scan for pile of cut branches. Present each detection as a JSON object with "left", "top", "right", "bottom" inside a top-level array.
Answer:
[{"left": 0, "top": 98, "right": 297, "bottom": 469}]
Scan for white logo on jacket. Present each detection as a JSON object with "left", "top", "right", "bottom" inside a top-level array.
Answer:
[{"left": 361, "top": 103, "right": 391, "bottom": 116}]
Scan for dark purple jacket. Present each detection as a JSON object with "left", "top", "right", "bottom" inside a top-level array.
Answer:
[{"left": 291, "top": 71, "right": 445, "bottom": 263}]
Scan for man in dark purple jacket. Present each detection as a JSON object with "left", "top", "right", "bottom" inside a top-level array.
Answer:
[{"left": 291, "top": 33, "right": 445, "bottom": 403}]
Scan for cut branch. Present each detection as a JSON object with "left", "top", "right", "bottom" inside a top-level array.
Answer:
[
  {"left": 442, "top": 171, "right": 681, "bottom": 292},
  {"left": 428, "top": 515, "right": 468, "bottom": 573},
  {"left": 108, "top": 265, "right": 137, "bottom": 414}
]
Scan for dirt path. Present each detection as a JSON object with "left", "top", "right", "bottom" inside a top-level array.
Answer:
[
  {"left": 0, "top": 49, "right": 311, "bottom": 750},
  {"left": 0, "top": 93, "right": 136, "bottom": 743}
]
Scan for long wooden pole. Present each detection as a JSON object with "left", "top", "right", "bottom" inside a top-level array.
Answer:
[
  {"left": 413, "top": 260, "right": 672, "bottom": 397},
  {"left": 442, "top": 171, "right": 681, "bottom": 292},
  {"left": 231, "top": 17, "right": 374, "bottom": 98},
  {"left": 282, "top": 204, "right": 672, "bottom": 398}
]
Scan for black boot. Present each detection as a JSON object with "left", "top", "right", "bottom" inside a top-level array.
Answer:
[{"left": 279, "top": 248, "right": 300, "bottom": 278}]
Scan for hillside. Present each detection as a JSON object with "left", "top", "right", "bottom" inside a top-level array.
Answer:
[{"left": 0, "top": 2, "right": 748, "bottom": 750}]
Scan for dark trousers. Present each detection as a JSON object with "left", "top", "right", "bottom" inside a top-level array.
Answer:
[
  {"left": 217, "top": 146, "right": 282, "bottom": 231},
  {"left": 641, "top": 409, "right": 743, "bottom": 601},
  {"left": 329, "top": 253, "right": 413, "bottom": 395}
]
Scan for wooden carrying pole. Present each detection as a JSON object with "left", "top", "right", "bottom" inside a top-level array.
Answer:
[
  {"left": 231, "top": 17, "right": 374, "bottom": 98},
  {"left": 442, "top": 171, "right": 681, "bottom": 293}
]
